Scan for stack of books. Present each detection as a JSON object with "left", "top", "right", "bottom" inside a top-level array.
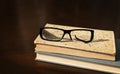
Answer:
[{"left": 34, "top": 23, "right": 120, "bottom": 74}]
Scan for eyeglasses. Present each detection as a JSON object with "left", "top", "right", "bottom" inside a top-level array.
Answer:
[{"left": 39, "top": 27, "right": 94, "bottom": 43}]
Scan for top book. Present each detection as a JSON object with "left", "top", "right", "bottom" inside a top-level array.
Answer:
[{"left": 34, "top": 23, "right": 116, "bottom": 55}]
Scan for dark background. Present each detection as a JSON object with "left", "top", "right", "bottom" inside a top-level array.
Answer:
[{"left": 0, "top": 0, "right": 120, "bottom": 74}]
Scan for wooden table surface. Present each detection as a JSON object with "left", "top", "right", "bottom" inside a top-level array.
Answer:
[{"left": 1, "top": 0, "right": 120, "bottom": 74}]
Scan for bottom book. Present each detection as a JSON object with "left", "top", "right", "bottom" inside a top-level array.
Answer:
[{"left": 35, "top": 52, "right": 120, "bottom": 74}]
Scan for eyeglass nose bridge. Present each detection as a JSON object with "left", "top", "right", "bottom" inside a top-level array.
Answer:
[{"left": 63, "top": 30, "right": 72, "bottom": 40}]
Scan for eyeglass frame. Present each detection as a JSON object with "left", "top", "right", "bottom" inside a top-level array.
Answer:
[{"left": 39, "top": 27, "right": 94, "bottom": 43}]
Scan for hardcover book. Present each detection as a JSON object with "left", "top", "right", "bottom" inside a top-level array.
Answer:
[
  {"left": 34, "top": 23, "right": 116, "bottom": 60},
  {"left": 35, "top": 39, "right": 120, "bottom": 74}
]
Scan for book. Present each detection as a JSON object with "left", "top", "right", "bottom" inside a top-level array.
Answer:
[
  {"left": 35, "top": 39, "right": 120, "bottom": 67},
  {"left": 35, "top": 52, "right": 120, "bottom": 74},
  {"left": 35, "top": 40, "right": 120, "bottom": 74},
  {"left": 35, "top": 44, "right": 115, "bottom": 61},
  {"left": 35, "top": 39, "right": 120, "bottom": 74},
  {"left": 34, "top": 23, "right": 116, "bottom": 60}
]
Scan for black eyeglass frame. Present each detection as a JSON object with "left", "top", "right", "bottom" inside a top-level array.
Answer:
[{"left": 40, "top": 27, "right": 94, "bottom": 43}]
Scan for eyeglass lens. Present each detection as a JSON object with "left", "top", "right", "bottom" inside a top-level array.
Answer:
[{"left": 42, "top": 28, "right": 92, "bottom": 42}]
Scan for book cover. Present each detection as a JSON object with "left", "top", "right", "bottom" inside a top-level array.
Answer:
[
  {"left": 35, "top": 44, "right": 115, "bottom": 61},
  {"left": 35, "top": 53, "right": 120, "bottom": 74},
  {"left": 34, "top": 23, "right": 116, "bottom": 55}
]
